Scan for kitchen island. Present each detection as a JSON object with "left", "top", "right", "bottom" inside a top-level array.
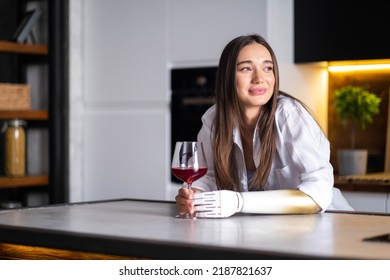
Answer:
[{"left": 0, "top": 199, "right": 389, "bottom": 259}]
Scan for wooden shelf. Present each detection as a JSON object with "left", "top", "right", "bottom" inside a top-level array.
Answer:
[
  {"left": 0, "top": 110, "right": 48, "bottom": 120},
  {"left": 0, "top": 41, "right": 48, "bottom": 55},
  {"left": 335, "top": 176, "right": 390, "bottom": 193},
  {"left": 0, "top": 175, "right": 48, "bottom": 189}
]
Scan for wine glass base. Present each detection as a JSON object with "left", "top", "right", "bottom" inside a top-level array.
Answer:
[{"left": 175, "top": 213, "right": 197, "bottom": 219}]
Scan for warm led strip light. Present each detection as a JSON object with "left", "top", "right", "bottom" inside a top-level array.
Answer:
[{"left": 328, "top": 64, "right": 390, "bottom": 72}]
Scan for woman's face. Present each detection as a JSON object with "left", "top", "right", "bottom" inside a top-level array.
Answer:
[{"left": 235, "top": 43, "right": 275, "bottom": 114}]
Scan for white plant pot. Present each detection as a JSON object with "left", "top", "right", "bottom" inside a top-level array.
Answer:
[{"left": 337, "top": 149, "right": 368, "bottom": 176}]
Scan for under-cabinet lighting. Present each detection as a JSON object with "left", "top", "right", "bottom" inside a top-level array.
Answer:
[{"left": 328, "top": 64, "right": 390, "bottom": 72}]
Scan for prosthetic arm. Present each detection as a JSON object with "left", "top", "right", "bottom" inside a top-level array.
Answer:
[{"left": 193, "top": 189, "right": 321, "bottom": 218}]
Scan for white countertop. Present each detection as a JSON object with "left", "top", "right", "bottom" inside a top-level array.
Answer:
[{"left": 0, "top": 199, "right": 389, "bottom": 259}]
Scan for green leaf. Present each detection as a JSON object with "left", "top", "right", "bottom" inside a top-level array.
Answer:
[{"left": 334, "top": 85, "right": 381, "bottom": 129}]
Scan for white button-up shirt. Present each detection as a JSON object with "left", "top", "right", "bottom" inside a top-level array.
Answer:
[{"left": 193, "top": 95, "right": 353, "bottom": 211}]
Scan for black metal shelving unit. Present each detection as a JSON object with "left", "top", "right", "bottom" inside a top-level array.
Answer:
[{"left": 0, "top": 0, "right": 69, "bottom": 205}]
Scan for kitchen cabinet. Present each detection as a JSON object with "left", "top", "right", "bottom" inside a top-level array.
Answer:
[
  {"left": 294, "top": 0, "right": 390, "bottom": 62},
  {"left": 342, "top": 191, "right": 389, "bottom": 213},
  {"left": 0, "top": 0, "right": 68, "bottom": 206},
  {"left": 82, "top": 0, "right": 169, "bottom": 201},
  {"left": 169, "top": 0, "right": 267, "bottom": 66}
]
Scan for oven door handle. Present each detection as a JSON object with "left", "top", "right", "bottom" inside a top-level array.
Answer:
[{"left": 181, "top": 97, "right": 215, "bottom": 106}]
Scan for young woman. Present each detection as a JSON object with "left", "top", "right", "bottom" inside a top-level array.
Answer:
[{"left": 175, "top": 34, "right": 353, "bottom": 217}]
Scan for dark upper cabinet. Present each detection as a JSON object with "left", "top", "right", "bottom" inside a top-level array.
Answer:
[{"left": 294, "top": 0, "right": 390, "bottom": 63}]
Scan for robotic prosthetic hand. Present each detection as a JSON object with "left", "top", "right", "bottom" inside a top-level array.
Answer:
[
  {"left": 193, "top": 190, "right": 320, "bottom": 218},
  {"left": 193, "top": 190, "right": 244, "bottom": 218}
]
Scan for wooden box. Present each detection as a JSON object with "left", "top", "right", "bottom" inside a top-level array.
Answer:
[{"left": 0, "top": 83, "right": 30, "bottom": 111}]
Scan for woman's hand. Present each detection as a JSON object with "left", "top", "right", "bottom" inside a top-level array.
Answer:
[{"left": 175, "top": 187, "right": 203, "bottom": 216}]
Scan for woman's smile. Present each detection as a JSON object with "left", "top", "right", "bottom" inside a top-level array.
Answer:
[{"left": 248, "top": 86, "right": 268, "bottom": 96}]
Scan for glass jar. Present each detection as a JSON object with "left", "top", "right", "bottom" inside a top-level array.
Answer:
[
  {"left": 0, "top": 201, "right": 22, "bottom": 209},
  {"left": 4, "top": 119, "right": 26, "bottom": 177}
]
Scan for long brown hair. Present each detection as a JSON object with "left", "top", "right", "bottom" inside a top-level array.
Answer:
[{"left": 213, "top": 34, "right": 280, "bottom": 191}]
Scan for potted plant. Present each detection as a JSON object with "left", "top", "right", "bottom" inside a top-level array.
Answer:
[{"left": 334, "top": 85, "right": 381, "bottom": 175}]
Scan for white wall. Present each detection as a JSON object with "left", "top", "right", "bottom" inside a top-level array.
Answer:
[{"left": 68, "top": 0, "right": 327, "bottom": 202}]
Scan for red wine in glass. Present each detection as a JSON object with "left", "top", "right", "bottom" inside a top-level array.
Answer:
[
  {"left": 172, "top": 166, "right": 208, "bottom": 187},
  {"left": 172, "top": 141, "right": 207, "bottom": 219}
]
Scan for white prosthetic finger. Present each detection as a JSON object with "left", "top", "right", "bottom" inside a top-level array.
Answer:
[
  {"left": 194, "top": 204, "right": 218, "bottom": 212},
  {"left": 196, "top": 211, "right": 223, "bottom": 218},
  {"left": 193, "top": 191, "right": 220, "bottom": 205},
  {"left": 193, "top": 191, "right": 218, "bottom": 199}
]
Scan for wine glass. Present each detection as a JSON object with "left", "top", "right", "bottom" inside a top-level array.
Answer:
[{"left": 172, "top": 141, "right": 207, "bottom": 219}]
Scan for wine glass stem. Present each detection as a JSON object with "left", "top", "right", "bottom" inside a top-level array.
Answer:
[{"left": 186, "top": 182, "right": 195, "bottom": 219}]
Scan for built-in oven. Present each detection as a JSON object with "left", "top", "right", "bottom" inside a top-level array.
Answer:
[{"left": 170, "top": 67, "right": 217, "bottom": 182}]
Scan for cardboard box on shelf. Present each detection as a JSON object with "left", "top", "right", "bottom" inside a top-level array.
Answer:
[{"left": 0, "top": 83, "right": 30, "bottom": 111}]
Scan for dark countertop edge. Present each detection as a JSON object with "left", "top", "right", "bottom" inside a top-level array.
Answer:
[
  {"left": 326, "top": 210, "right": 390, "bottom": 216},
  {"left": 0, "top": 198, "right": 176, "bottom": 212}
]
